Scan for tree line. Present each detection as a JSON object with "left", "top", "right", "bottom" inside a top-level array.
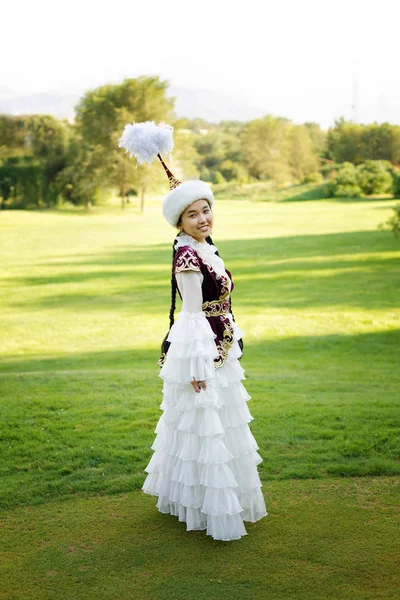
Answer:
[{"left": 1, "top": 76, "right": 400, "bottom": 209}]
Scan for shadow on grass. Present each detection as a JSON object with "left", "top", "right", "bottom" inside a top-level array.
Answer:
[
  {"left": 280, "top": 189, "right": 395, "bottom": 204},
  {"left": 0, "top": 346, "right": 158, "bottom": 374},
  {"left": 0, "top": 330, "right": 399, "bottom": 513},
  {"left": 213, "top": 182, "right": 332, "bottom": 202},
  {"left": 31, "top": 203, "right": 144, "bottom": 216},
  {"left": 274, "top": 183, "right": 332, "bottom": 202},
  {"left": 214, "top": 181, "right": 396, "bottom": 204},
  {"left": 1, "top": 328, "right": 398, "bottom": 376},
  {"left": 5, "top": 229, "right": 399, "bottom": 312}
]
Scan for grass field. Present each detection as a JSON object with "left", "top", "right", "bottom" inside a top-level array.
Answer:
[{"left": 1, "top": 193, "right": 399, "bottom": 599}]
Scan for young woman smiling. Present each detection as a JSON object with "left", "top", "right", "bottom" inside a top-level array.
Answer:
[
  {"left": 142, "top": 191, "right": 268, "bottom": 541},
  {"left": 118, "top": 121, "right": 267, "bottom": 541}
]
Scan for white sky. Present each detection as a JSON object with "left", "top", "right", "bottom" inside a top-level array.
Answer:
[{"left": 1, "top": 0, "right": 399, "bottom": 128}]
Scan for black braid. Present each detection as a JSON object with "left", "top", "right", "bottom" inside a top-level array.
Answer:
[
  {"left": 169, "top": 241, "right": 178, "bottom": 329},
  {"left": 160, "top": 238, "right": 178, "bottom": 358},
  {"left": 205, "top": 235, "right": 219, "bottom": 255}
]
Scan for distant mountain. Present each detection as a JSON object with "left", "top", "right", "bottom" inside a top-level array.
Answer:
[
  {"left": 0, "top": 89, "right": 80, "bottom": 121},
  {"left": 167, "top": 86, "right": 265, "bottom": 122},
  {"left": 0, "top": 85, "right": 266, "bottom": 123}
]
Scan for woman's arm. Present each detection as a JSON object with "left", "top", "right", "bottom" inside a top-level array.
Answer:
[
  {"left": 159, "top": 264, "right": 219, "bottom": 390},
  {"left": 176, "top": 270, "right": 206, "bottom": 392},
  {"left": 176, "top": 270, "right": 203, "bottom": 313}
]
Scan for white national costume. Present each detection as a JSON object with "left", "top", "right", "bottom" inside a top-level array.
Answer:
[{"left": 118, "top": 121, "right": 268, "bottom": 541}]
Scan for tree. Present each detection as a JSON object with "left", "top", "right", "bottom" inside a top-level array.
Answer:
[
  {"left": 0, "top": 116, "right": 27, "bottom": 160},
  {"left": 73, "top": 76, "right": 175, "bottom": 209},
  {"left": 242, "top": 115, "right": 292, "bottom": 183},
  {"left": 241, "top": 116, "right": 319, "bottom": 184},
  {"left": 359, "top": 123, "right": 400, "bottom": 163},
  {"left": 54, "top": 139, "right": 107, "bottom": 208},
  {"left": 303, "top": 122, "right": 327, "bottom": 156},
  {"left": 24, "top": 115, "right": 70, "bottom": 163},
  {"left": 326, "top": 118, "right": 363, "bottom": 164},
  {"left": 188, "top": 123, "right": 248, "bottom": 183},
  {"left": 286, "top": 125, "right": 319, "bottom": 182},
  {"left": 327, "top": 119, "right": 400, "bottom": 165},
  {"left": 0, "top": 115, "right": 70, "bottom": 208},
  {"left": 172, "top": 129, "right": 200, "bottom": 180}
]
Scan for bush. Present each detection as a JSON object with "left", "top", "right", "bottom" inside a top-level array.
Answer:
[
  {"left": 219, "top": 160, "right": 250, "bottom": 184},
  {"left": 320, "top": 162, "right": 338, "bottom": 179},
  {"left": 212, "top": 171, "right": 226, "bottom": 184},
  {"left": 303, "top": 171, "right": 323, "bottom": 184},
  {"left": 331, "top": 162, "right": 362, "bottom": 198},
  {"left": 330, "top": 160, "right": 395, "bottom": 198},
  {"left": 379, "top": 203, "right": 400, "bottom": 237},
  {"left": 392, "top": 171, "right": 400, "bottom": 197},
  {"left": 199, "top": 167, "right": 212, "bottom": 182},
  {"left": 357, "top": 160, "right": 393, "bottom": 195},
  {"left": 0, "top": 163, "right": 59, "bottom": 209}
]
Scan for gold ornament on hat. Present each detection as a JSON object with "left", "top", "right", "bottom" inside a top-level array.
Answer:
[{"left": 156, "top": 153, "right": 181, "bottom": 190}]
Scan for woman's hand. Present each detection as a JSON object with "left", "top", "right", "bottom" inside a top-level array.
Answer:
[{"left": 191, "top": 377, "right": 207, "bottom": 393}]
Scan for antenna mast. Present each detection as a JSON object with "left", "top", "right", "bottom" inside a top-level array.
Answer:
[{"left": 351, "top": 68, "right": 358, "bottom": 124}]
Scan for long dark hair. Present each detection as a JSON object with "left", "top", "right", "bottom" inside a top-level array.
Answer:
[{"left": 160, "top": 234, "right": 243, "bottom": 359}]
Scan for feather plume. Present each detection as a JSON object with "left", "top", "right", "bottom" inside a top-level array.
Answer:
[{"left": 118, "top": 121, "right": 174, "bottom": 164}]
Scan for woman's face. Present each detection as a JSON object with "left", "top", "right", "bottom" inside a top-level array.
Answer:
[{"left": 178, "top": 199, "right": 213, "bottom": 243}]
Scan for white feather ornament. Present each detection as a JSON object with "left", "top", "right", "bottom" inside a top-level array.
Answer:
[{"left": 118, "top": 120, "right": 174, "bottom": 164}]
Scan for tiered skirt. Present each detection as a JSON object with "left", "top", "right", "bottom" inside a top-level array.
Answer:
[{"left": 142, "top": 311, "right": 268, "bottom": 541}]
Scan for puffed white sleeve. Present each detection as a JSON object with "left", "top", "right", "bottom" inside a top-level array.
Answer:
[{"left": 158, "top": 268, "right": 219, "bottom": 384}]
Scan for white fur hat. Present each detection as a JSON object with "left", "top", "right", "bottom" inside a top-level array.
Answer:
[
  {"left": 118, "top": 121, "right": 215, "bottom": 227},
  {"left": 162, "top": 180, "right": 214, "bottom": 227}
]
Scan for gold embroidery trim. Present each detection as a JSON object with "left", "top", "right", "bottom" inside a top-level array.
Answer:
[
  {"left": 198, "top": 256, "right": 230, "bottom": 298},
  {"left": 174, "top": 248, "right": 201, "bottom": 273},
  {"left": 202, "top": 299, "right": 230, "bottom": 317},
  {"left": 213, "top": 318, "right": 235, "bottom": 368},
  {"left": 195, "top": 252, "right": 234, "bottom": 369}
]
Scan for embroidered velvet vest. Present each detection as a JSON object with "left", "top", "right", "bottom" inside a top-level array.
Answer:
[{"left": 172, "top": 245, "right": 236, "bottom": 369}]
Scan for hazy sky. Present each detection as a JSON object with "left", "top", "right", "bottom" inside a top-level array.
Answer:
[{"left": 2, "top": 0, "right": 399, "bottom": 128}]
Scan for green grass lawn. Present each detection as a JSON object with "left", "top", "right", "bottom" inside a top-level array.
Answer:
[{"left": 0, "top": 195, "right": 399, "bottom": 599}]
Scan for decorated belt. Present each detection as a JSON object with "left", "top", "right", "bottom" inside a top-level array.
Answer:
[{"left": 202, "top": 299, "right": 230, "bottom": 317}]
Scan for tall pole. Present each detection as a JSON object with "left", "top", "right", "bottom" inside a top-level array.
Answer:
[{"left": 351, "top": 68, "right": 359, "bottom": 124}]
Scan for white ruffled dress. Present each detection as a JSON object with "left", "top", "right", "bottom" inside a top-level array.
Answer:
[{"left": 142, "top": 234, "right": 268, "bottom": 541}]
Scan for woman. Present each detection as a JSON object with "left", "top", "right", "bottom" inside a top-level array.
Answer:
[
  {"left": 142, "top": 193, "right": 268, "bottom": 541},
  {"left": 118, "top": 121, "right": 267, "bottom": 541}
]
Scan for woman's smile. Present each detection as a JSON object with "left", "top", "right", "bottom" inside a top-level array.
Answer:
[{"left": 177, "top": 198, "right": 214, "bottom": 243}]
